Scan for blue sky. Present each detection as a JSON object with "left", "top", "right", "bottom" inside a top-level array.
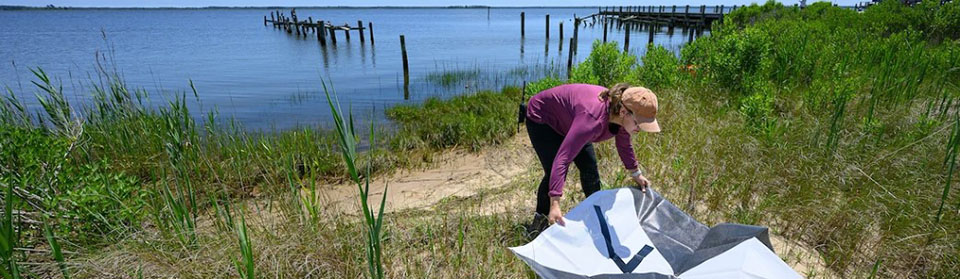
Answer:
[{"left": 3, "top": 0, "right": 861, "bottom": 8}]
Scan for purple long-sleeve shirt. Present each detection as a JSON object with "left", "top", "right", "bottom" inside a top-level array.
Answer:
[{"left": 526, "top": 84, "right": 639, "bottom": 197}]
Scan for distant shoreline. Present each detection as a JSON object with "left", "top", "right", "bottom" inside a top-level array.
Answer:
[{"left": 0, "top": 5, "right": 604, "bottom": 10}]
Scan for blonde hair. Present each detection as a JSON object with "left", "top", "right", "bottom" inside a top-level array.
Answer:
[{"left": 598, "top": 83, "right": 631, "bottom": 116}]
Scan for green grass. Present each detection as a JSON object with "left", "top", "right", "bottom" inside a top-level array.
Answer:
[
  {"left": 2, "top": 1, "right": 960, "bottom": 277},
  {"left": 0, "top": 55, "right": 523, "bottom": 277},
  {"left": 0, "top": 181, "right": 21, "bottom": 279},
  {"left": 572, "top": 1, "right": 960, "bottom": 277},
  {"left": 233, "top": 214, "right": 253, "bottom": 279},
  {"left": 44, "top": 224, "right": 70, "bottom": 279},
  {"left": 425, "top": 68, "right": 482, "bottom": 87},
  {"left": 386, "top": 88, "right": 520, "bottom": 152}
]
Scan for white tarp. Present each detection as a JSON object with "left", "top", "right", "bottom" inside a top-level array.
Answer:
[{"left": 509, "top": 188, "right": 801, "bottom": 279}]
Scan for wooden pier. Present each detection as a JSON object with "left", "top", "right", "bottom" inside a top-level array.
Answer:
[
  {"left": 263, "top": 9, "right": 373, "bottom": 47},
  {"left": 596, "top": 5, "right": 734, "bottom": 28},
  {"left": 514, "top": 6, "right": 737, "bottom": 76}
]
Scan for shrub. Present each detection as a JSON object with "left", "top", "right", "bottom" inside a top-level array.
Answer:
[
  {"left": 523, "top": 77, "right": 565, "bottom": 98},
  {"left": 931, "top": 0, "right": 960, "bottom": 41},
  {"left": 738, "top": 79, "right": 779, "bottom": 135},
  {"left": 0, "top": 126, "right": 145, "bottom": 241},
  {"left": 633, "top": 45, "right": 683, "bottom": 90},
  {"left": 683, "top": 27, "right": 773, "bottom": 93},
  {"left": 570, "top": 41, "right": 637, "bottom": 87}
]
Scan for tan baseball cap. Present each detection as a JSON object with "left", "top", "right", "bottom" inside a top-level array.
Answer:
[{"left": 621, "top": 87, "right": 660, "bottom": 133}]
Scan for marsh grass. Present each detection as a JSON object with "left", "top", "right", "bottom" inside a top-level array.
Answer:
[
  {"left": 2, "top": 1, "right": 960, "bottom": 278},
  {"left": 0, "top": 182, "right": 21, "bottom": 279},
  {"left": 0, "top": 56, "right": 525, "bottom": 278},
  {"left": 425, "top": 68, "right": 482, "bottom": 88},
  {"left": 43, "top": 224, "right": 69, "bottom": 279},
  {"left": 233, "top": 214, "right": 253, "bottom": 279},
  {"left": 424, "top": 63, "right": 565, "bottom": 92}
]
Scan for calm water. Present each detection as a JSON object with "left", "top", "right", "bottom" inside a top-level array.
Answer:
[{"left": 0, "top": 8, "right": 707, "bottom": 130}]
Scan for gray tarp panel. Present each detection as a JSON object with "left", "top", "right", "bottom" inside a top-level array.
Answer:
[
  {"left": 634, "top": 189, "right": 709, "bottom": 269},
  {"left": 675, "top": 223, "right": 773, "bottom": 274},
  {"left": 510, "top": 187, "right": 801, "bottom": 278}
]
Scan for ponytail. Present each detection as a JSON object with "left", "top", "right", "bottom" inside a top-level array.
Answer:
[{"left": 599, "top": 83, "right": 631, "bottom": 116}]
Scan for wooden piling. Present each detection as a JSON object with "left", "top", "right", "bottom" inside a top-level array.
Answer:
[
  {"left": 648, "top": 23, "right": 655, "bottom": 45},
  {"left": 368, "top": 22, "right": 375, "bottom": 44},
  {"left": 283, "top": 15, "right": 289, "bottom": 33},
  {"left": 293, "top": 14, "right": 300, "bottom": 36},
  {"left": 602, "top": 20, "right": 608, "bottom": 43},
  {"left": 329, "top": 26, "right": 337, "bottom": 44},
  {"left": 318, "top": 20, "right": 326, "bottom": 46},
  {"left": 567, "top": 38, "right": 574, "bottom": 78},
  {"left": 344, "top": 24, "right": 350, "bottom": 41},
  {"left": 400, "top": 35, "right": 410, "bottom": 86},
  {"left": 264, "top": 16, "right": 267, "bottom": 26},
  {"left": 520, "top": 12, "right": 525, "bottom": 37},
  {"left": 358, "top": 20, "right": 365, "bottom": 43},
  {"left": 719, "top": 5, "right": 725, "bottom": 23},
  {"left": 545, "top": 14, "right": 550, "bottom": 40},
  {"left": 572, "top": 17, "right": 580, "bottom": 55},
  {"left": 700, "top": 5, "right": 706, "bottom": 23},
  {"left": 714, "top": 5, "right": 720, "bottom": 19},
  {"left": 278, "top": 15, "right": 282, "bottom": 28},
  {"left": 559, "top": 21, "right": 563, "bottom": 42},
  {"left": 624, "top": 23, "right": 630, "bottom": 52},
  {"left": 307, "top": 18, "right": 313, "bottom": 37},
  {"left": 286, "top": 18, "right": 292, "bottom": 34}
]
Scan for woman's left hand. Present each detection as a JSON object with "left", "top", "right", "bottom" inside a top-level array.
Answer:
[{"left": 631, "top": 174, "right": 651, "bottom": 192}]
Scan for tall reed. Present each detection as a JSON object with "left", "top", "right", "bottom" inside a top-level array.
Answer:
[
  {"left": 0, "top": 182, "right": 20, "bottom": 279},
  {"left": 43, "top": 224, "right": 70, "bottom": 279},
  {"left": 324, "top": 82, "right": 387, "bottom": 279},
  {"left": 234, "top": 214, "right": 254, "bottom": 279}
]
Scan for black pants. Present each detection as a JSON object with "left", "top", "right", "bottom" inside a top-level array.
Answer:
[{"left": 526, "top": 118, "right": 602, "bottom": 216}]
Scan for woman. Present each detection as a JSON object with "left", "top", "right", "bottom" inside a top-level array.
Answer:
[{"left": 524, "top": 82, "right": 660, "bottom": 231}]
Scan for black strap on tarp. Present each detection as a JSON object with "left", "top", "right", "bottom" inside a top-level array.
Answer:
[{"left": 593, "top": 205, "right": 654, "bottom": 273}]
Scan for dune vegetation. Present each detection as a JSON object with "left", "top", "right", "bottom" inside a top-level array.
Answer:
[{"left": 1, "top": 0, "right": 959, "bottom": 278}]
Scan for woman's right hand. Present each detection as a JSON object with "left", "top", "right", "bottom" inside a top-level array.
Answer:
[{"left": 548, "top": 196, "right": 565, "bottom": 226}]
